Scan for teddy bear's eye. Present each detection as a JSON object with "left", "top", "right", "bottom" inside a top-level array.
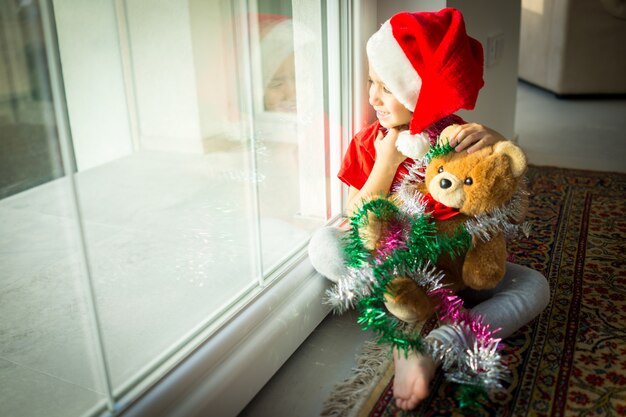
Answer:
[
  {"left": 437, "top": 166, "right": 444, "bottom": 173},
  {"left": 464, "top": 177, "right": 473, "bottom": 185}
]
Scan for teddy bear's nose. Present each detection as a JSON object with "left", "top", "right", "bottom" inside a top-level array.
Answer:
[{"left": 440, "top": 178, "right": 452, "bottom": 189}]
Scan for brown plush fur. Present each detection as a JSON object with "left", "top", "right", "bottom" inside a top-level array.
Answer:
[
  {"left": 384, "top": 277, "right": 436, "bottom": 322},
  {"left": 360, "top": 129, "right": 527, "bottom": 323}
]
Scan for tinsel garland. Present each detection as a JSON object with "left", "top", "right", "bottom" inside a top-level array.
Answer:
[{"left": 325, "top": 141, "right": 527, "bottom": 411}]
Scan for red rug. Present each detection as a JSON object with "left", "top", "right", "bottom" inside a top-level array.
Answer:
[{"left": 323, "top": 166, "right": 626, "bottom": 417}]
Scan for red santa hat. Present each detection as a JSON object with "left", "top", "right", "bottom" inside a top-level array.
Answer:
[{"left": 366, "top": 8, "right": 484, "bottom": 136}]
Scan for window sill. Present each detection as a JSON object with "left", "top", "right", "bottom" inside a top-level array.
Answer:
[{"left": 117, "top": 253, "right": 331, "bottom": 417}]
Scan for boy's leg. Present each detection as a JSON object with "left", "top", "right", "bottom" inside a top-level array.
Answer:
[
  {"left": 428, "top": 262, "right": 550, "bottom": 349},
  {"left": 310, "top": 229, "right": 551, "bottom": 409},
  {"left": 394, "top": 263, "right": 549, "bottom": 411},
  {"left": 308, "top": 226, "right": 348, "bottom": 283},
  {"left": 464, "top": 262, "right": 549, "bottom": 338}
]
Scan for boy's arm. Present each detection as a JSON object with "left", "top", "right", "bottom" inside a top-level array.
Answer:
[
  {"left": 346, "top": 186, "right": 360, "bottom": 212},
  {"left": 346, "top": 128, "right": 406, "bottom": 215}
]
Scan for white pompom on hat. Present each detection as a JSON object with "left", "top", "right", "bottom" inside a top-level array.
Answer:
[{"left": 395, "top": 130, "right": 431, "bottom": 160}]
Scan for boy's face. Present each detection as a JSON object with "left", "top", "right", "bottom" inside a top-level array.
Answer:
[
  {"left": 264, "top": 53, "right": 297, "bottom": 112},
  {"left": 368, "top": 67, "right": 413, "bottom": 129}
]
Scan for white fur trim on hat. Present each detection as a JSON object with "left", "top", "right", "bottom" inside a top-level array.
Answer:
[
  {"left": 366, "top": 20, "right": 422, "bottom": 112},
  {"left": 395, "top": 130, "right": 430, "bottom": 159},
  {"left": 261, "top": 19, "right": 295, "bottom": 88}
]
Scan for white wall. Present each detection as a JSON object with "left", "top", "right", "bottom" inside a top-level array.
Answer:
[
  {"left": 374, "top": 0, "right": 521, "bottom": 139},
  {"left": 189, "top": 0, "right": 240, "bottom": 143},
  {"left": 54, "top": 0, "right": 235, "bottom": 167},
  {"left": 450, "top": 0, "right": 521, "bottom": 139},
  {"left": 53, "top": 0, "right": 133, "bottom": 171},
  {"left": 124, "top": 0, "right": 204, "bottom": 153}
]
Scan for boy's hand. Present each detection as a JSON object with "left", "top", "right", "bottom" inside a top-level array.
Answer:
[
  {"left": 374, "top": 128, "right": 407, "bottom": 168},
  {"left": 448, "top": 123, "right": 506, "bottom": 153}
]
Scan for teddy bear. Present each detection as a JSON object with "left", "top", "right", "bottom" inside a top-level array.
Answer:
[{"left": 357, "top": 125, "right": 528, "bottom": 324}]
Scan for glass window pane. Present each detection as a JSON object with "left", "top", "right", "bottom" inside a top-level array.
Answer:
[
  {"left": 0, "top": 1, "right": 109, "bottom": 416},
  {"left": 52, "top": 0, "right": 264, "bottom": 392},
  {"left": 2, "top": 0, "right": 333, "bottom": 415},
  {"left": 252, "top": 0, "right": 329, "bottom": 274},
  {"left": 54, "top": 0, "right": 330, "bottom": 400}
]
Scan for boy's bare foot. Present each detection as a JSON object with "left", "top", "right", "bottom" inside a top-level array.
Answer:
[{"left": 392, "top": 347, "right": 437, "bottom": 410}]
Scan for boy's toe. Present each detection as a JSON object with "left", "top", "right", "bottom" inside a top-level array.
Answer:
[{"left": 395, "top": 394, "right": 420, "bottom": 411}]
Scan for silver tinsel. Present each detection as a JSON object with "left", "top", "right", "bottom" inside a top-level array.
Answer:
[
  {"left": 393, "top": 159, "right": 430, "bottom": 217},
  {"left": 324, "top": 266, "right": 376, "bottom": 313},
  {"left": 464, "top": 184, "right": 531, "bottom": 244},
  {"left": 326, "top": 260, "right": 447, "bottom": 314},
  {"left": 396, "top": 158, "right": 429, "bottom": 191},
  {"left": 424, "top": 323, "right": 510, "bottom": 390},
  {"left": 400, "top": 260, "right": 446, "bottom": 293},
  {"left": 395, "top": 187, "right": 429, "bottom": 217}
]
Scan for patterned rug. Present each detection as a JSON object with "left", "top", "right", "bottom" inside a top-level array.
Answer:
[{"left": 323, "top": 165, "right": 626, "bottom": 417}]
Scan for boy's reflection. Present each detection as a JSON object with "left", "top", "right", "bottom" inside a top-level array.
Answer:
[{"left": 259, "top": 15, "right": 297, "bottom": 113}]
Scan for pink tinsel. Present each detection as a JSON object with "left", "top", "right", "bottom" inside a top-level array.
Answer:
[
  {"left": 427, "top": 286, "right": 501, "bottom": 347},
  {"left": 375, "top": 220, "right": 408, "bottom": 260},
  {"left": 430, "top": 287, "right": 463, "bottom": 321}
]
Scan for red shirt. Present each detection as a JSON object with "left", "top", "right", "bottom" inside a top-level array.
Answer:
[{"left": 338, "top": 115, "right": 465, "bottom": 191}]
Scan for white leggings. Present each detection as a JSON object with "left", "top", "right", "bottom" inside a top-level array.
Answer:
[{"left": 309, "top": 226, "right": 550, "bottom": 344}]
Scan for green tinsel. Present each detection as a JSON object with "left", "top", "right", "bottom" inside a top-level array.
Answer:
[
  {"left": 436, "top": 224, "right": 473, "bottom": 260},
  {"left": 341, "top": 139, "right": 479, "bottom": 357},
  {"left": 342, "top": 197, "right": 401, "bottom": 268},
  {"left": 424, "top": 140, "right": 454, "bottom": 163},
  {"left": 357, "top": 296, "right": 424, "bottom": 354},
  {"left": 406, "top": 215, "right": 440, "bottom": 265},
  {"left": 343, "top": 192, "right": 477, "bottom": 356},
  {"left": 456, "top": 384, "right": 487, "bottom": 413}
]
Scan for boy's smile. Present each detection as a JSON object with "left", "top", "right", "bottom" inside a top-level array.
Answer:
[{"left": 368, "top": 67, "right": 413, "bottom": 129}]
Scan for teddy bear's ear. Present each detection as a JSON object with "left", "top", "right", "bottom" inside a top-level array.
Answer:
[
  {"left": 493, "top": 141, "right": 528, "bottom": 178},
  {"left": 437, "top": 124, "right": 459, "bottom": 146}
]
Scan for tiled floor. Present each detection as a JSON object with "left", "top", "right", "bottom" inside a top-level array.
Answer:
[
  {"left": 238, "top": 81, "right": 626, "bottom": 417},
  {"left": 515, "top": 82, "right": 626, "bottom": 174}
]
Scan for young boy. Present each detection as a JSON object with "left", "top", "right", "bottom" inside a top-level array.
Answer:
[{"left": 309, "top": 8, "right": 550, "bottom": 411}]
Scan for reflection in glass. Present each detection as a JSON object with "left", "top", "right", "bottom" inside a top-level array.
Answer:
[
  {"left": 0, "top": 1, "right": 65, "bottom": 198},
  {"left": 259, "top": 15, "right": 297, "bottom": 112}
]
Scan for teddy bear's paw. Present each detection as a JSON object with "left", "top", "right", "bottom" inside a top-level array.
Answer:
[
  {"left": 383, "top": 277, "right": 434, "bottom": 323},
  {"left": 462, "top": 241, "right": 508, "bottom": 290},
  {"left": 383, "top": 300, "right": 424, "bottom": 323},
  {"left": 464, "top": 278, "right": 500, "bottom": 291},
  {"left": 463, "top": 267, "right": 505, "bottom": 290},
  {"left": 358, "top": 212, "right": 384, "bottom": 251}
]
